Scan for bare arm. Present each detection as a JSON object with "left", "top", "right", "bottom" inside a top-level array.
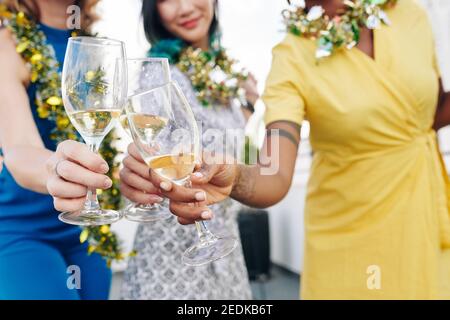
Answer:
[
  {"left": 230, "top": 120, "right": 300, "bottom": 208},
  {"left": 0, "top": 29, "right": 50, "bottom": 193},
  {"left": 0, "top": 29, "right": 112, "bottom": 212},
  {"left": 242, "top": 73, "right": 260, "bottom": 122},
  {"left": 136, "top": 119, "right": 301, "bottom": 224},
  {"left": 433, "top": 80, "right": 450, "bottom": 131}
]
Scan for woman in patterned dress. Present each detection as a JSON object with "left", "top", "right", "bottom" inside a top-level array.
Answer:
[
  {"left": 143, "top": 0, "right": 450, "bottom": 299},
  {"left": 119, "top": 0, "right": 256, "bottom": 299}
]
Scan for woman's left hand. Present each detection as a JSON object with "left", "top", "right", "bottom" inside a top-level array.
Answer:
[
  {"left": 119, "top": 143, "right": 165, "bottom": 205},
  {"left": 242, "top": 73, "right": 259, "bottom": 107}
]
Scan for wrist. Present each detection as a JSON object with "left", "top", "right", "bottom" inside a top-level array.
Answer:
[
  {"left": 230, "top": 164, "right": 241, "bottom": 196},
  {"left": 247, "top": 94, "right": 259, "bottom": 106},
  {"left": 244, "top": 100, "right": 255, "bottom": 113}
]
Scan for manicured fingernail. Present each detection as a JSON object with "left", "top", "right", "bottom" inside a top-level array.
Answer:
[
  {"left": 201, "top": 210, "right": 212, "bottom": 220},
  {"left": 101, "top": 163, "right": 109, "bottom": 173},
  {"left": 193, "top": 172, "right": 203, "bottom": 178},
  {"left": 160, "top": 181, "right": 172, "bottom": 191},
  {"left": 153, "top": 196, "right": 164, "bottom": 203},
  {"left": 104, "top": 178, "right": 112, "bottom": 188},
  {"left": 195, "top": 192, "right": 206, "bottom": 201}
]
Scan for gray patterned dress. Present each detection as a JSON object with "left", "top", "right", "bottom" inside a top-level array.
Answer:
[{"left": 120, "top": 67, "right": 253, "bottom": 300}]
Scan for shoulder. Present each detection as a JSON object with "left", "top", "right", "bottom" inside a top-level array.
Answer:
[
  {"left": 272, "top": 33, "right": 309, "bottom": 57},
  {"left": 170, "top": 65, "right": 190, "bottom": 84},
  {"left": 169, "top": 65, "right": 204, "bottom": 112},
  {"left": 0, "top": 28, "right": 17, "bottom": 61},
  {"left": 270, "top": 33, "right": 316, "bottom": 72},
  {"left": 265, "top": 33, "right": 313, "bottom": 89},
  {"left": 0, "top": 29, "right": 29, "bottom": 84},
  {"left": 170, "top": 65, "right": 195, "bottom": 100},
  {"left": 390, "top": 0, "right": 434, "bottom": 42},
  {"left": 391, "top": 0, "right": 430, "bottom": 25},
  {"left": 395, "top": 0, "right": 427, "bottom": 14}
]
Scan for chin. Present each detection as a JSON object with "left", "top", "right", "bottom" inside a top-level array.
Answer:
[{"left": 176, "top": 29, "right": 210, "bottom": 45}]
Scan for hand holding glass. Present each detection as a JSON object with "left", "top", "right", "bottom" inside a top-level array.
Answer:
[
  {"left": 126, "top": 82, "right": 238, "bottom": 266},
  {"left": 60, "top": 37, "right": 127, "bottom": 226},
  {"left": 119, "top": 58, "right": 172, "bottom": 222}
]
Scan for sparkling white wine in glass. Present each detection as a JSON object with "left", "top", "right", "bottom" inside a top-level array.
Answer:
[
  {"left": 126, "top": 81, "right": 238, "bottom": 266},
  {"left": 121, "top": 113, "right": 168, "bottom": 140},
  {"left": 146, "top": 153, "right": 196, "bottom": 183},
  {"left": 59, "top": 36, "right": 127, "bottom": 226},
  {"left": 119, "top": 58, "right": 172, "bottom": 223},
  {"left": 119, "top": 114, "right": 130, "bottom": 133},
  {"left": 70, "top": 109, "right": 121, "bottom": 138}
]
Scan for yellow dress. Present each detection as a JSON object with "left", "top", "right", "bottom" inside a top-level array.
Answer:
[{"left": 263, "top": 0, "right": 450, "bottom": 299}]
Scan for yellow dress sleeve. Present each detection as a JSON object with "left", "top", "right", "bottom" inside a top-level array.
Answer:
[
  {"left": 263, "top": 35, "right": 306, "bottom": 126},
  {"left": 415, "top": 0, "right": 441, "bottom": 78},
  {"left": 433, "top": 47, "right": 441, "bottom": 78}
]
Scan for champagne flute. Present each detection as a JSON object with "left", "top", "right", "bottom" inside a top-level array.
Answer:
[
  {"left": 60, "top": 37, "right": 127, "bottom": 226},
  {"left": 126, "top": 81, "right": 238, "bottom": 266},
  {"left": 119, "top": 58, "right": 172, "bottom": 222}
]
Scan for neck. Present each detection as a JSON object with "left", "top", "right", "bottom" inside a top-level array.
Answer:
[
  {"left": 36, "top": 0, "right": 76, "bottom": 29},
  {"left": 306, "top": 0, "right": 346, "bottom": 17},
  {"left": 191, "top": 36, "right": 209, "bottom": 51}
]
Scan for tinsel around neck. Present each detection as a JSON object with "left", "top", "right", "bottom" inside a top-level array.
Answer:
[
  {"left": 147, "top": 34, "right": 248, "bottom": 108},
  {"left": 148, "top": 34, "right": 222, "bottom": 63},
  {"left": 284, "top": 0, "right": 397, "bottom": 60}
]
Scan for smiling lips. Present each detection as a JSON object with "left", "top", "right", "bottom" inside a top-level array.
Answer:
[{"left": 180, "top": 17, "right": 200, "bottom": 30}]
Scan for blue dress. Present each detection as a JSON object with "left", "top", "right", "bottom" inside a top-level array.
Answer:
[{"left": 0, "top": 24, "right": 111, "bottom": 299}]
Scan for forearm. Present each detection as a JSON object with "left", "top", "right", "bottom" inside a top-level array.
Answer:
[
  {"left": 231, "top": 121, "right": 300, "bottom": 208},
  {"left": 241, "top": 107, "right": 253, "bottom": 122},
  {"left": 433, "top": 86, "right": 449, "bottom": 131},
  {"left": 4, "top": 146, "right": 53, "bottom": 194},
  {"left": 230, "top": 164, "right": 292, "bottom": 208}
]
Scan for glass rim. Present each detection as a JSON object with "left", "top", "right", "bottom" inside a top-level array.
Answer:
[
  {"left": 124, "top": 57, "right": 169, "bottom": 63},
  {"left": 127, "top": 81, "right": 177, "bottom": 101},
  {"left": 68, "top": 36, "right": 125, "bottom": 47},
  {"left": 125, "top": 80, "right": 200, "bottom": 163}
]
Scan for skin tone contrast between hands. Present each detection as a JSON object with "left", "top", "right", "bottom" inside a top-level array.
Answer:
[
  {"left": 2, "top": 0, "right": 449, "bottom": 222},
  {"left": 0, "top": 0, "right": 258, "bottom": 213},
  {"left": 121, "top": 0, "right": 450, "bottom": 225}
]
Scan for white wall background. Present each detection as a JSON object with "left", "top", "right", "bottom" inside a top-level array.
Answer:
[
  {"left": 219, "top": 0, "right": 306, "bottom": 274},
  {"left": 419, "top": 0, "right": 450, "bottom": 91}
]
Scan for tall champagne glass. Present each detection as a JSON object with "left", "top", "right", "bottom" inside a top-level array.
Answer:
[
  {"left": 60, "top": 37, "right": 127, "bottom": 226},
  {"left": 126, "top": 81, "right": 238, "bottom": 266},
  {"left": 119, "top": 58, "right": 172, "bottom": 222}
]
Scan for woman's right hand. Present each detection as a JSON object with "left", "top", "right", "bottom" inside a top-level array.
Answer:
[
  {"left": 119, "top": 143, "right": 165, "bottom": 205},
  {"left": 242, "top": 73, "right": 260, "bottom": 107},
  {"left": 45, "top": 140, "right": 113, "bottom": 212},
  {"left": 148, "top": 152, "right": 240, "bottom": 225}
]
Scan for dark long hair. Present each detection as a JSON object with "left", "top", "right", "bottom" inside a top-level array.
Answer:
[{"left": 142, "top": 0, "right": 219, "bottom": 44}]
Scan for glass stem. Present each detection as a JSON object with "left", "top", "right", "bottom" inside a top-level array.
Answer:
[
  {"left": 183, "top": 179, "right": 217, "bottom": 244},
  {"left": 84, "top": 140, "right": 102, "bottom": 212},
  {"left": 195, "top": 221, "right": 217, "bottom": 244}
]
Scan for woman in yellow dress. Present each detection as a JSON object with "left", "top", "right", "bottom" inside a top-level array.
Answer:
[{"left": 118, "top": 0, "right": 450, "bottom": 299}]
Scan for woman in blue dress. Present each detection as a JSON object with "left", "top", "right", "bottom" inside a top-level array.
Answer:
[{"left": 0, "top": 0, "right": 111, "bottom": 299}]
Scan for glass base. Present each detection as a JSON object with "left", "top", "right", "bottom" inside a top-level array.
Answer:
[
  {"left": 123, "top": 203, "right": 171, "bottom": 223},
  {"left": 182, "top": 235, "right": 238, "bottom": 266},
  {"left": 58, "top": 209, "right": 122, "bottom": 226}
]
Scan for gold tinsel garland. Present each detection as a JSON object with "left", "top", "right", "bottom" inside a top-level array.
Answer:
[
  {"left": 283, "top": 0, "right": 397, "bottom": 60},
  {"left": 0, "top": 6, "right": 134, "bottom": 267},
  {"left": 176, "top": 46, "right": 248, "bottom": 107}
]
